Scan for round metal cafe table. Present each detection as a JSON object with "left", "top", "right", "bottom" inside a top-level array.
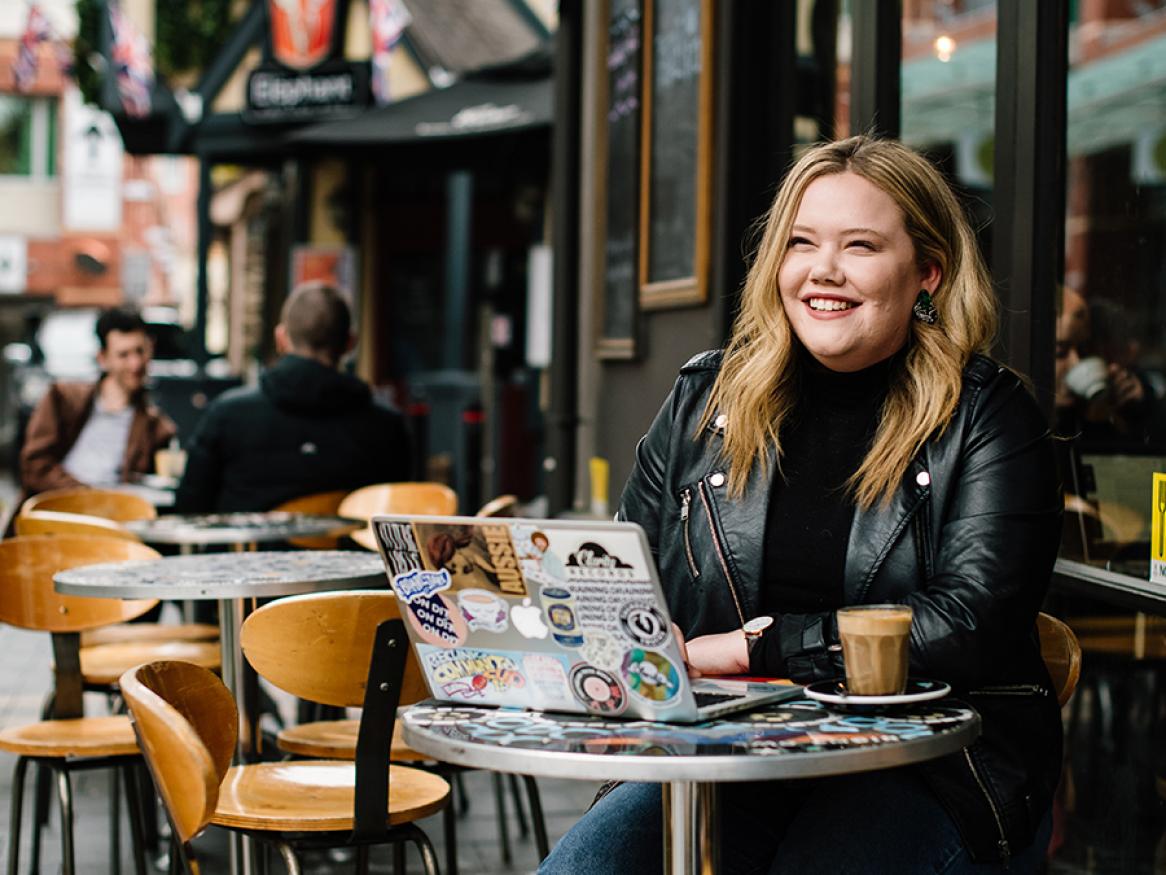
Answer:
[
  {"left": 402, "top": 697, "right": 980, "bottom": 875},
  {"left": 123, "top": 511, "right": 363, "bottom": 547}
]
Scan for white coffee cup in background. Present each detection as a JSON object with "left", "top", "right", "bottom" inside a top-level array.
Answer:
[{"left": 1063, "top": 355, "right": 1109, "bottom": 402}]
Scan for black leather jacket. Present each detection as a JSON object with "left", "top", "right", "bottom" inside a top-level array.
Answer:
[{"left": 617, "top": 350, "right": 1063, "bottom": 863}]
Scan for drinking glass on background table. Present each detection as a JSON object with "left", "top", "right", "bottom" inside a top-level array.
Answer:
[
  {"left": 836, "top": 604, "right": 913, "bottom": 696},
  {"left": 154, "top": 439, "right": 187, "bottom": 479}
]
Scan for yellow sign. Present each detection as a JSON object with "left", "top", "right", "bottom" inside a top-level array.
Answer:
[{"left": 1153, "top": 472, "right": 1166, "bottom": 583}]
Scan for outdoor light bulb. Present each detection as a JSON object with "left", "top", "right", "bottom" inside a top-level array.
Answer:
[{"left": 934, "top": 35, "right": 956, "bottom": 63}]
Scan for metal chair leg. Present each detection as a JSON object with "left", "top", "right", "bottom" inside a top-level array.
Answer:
[
  {"left": 523, "top": 775, "right": 550, "bottom": 861},
  {"left": 492, "top": 773, "right": 511, "bottom": 864},
  {"left": 56, "top": 768, "right": 75, "bottom": 875},
  {"left": 442, "top": 799, "right": 458, "bottom": 875},
  {"left": 110, "top": 763, "right": 121, "bottom": 873},
  {"left": 7, "top": 757, "right": 30, "bottom": 875},
  {"left": 454, "top": 772, "right": 468, "bottom": 816},
  {"left": 275, "top": 842, "right": 301, "bottom": 875},
  {"left": 507, "top": 774, "right": 529, "bottom": 837},
  {"left": 404, "top": 824, "right": 442, "bottom": 875},
  {"left": 355, "top": 845, "right": 370, "bottom": 875},
  {"left": 30, "top": 761, "right": 50, "bottom": 873},
  {"left": 392, "top": 841, "right": 406, "bottom": 874},
  {"left": 122, "top": 762, "right": 148, "bottom": 875}
]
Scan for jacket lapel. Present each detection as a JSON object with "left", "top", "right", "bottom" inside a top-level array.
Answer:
[{"left": 844, "top": 454, "right": 931, "bottom": 603}]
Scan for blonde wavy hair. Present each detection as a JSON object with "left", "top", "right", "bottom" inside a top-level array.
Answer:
[{"left": 702, "top": 136, "right": 998, "bottom": 508}]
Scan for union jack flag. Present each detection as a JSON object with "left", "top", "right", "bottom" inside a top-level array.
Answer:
[
  {"left": 369, "top": 0, "right": 411, "bottom": 104},
  {"left": 109, "top": 2, "right": 154, "bottom": 118},
  {"left": 13, "top": 3, "right": 53, "bottom": 92}
]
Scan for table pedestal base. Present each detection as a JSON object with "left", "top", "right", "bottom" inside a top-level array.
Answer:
[{"left": 663, "top": 782, "right": 718, "bottom": 875}]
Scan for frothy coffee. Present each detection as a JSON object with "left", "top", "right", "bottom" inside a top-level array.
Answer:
[{"left": 837, "top": 606, "right": 913, "bottom": 696}]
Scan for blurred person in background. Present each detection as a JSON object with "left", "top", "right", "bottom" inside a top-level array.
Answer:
[
  {"left": 176, "top": 282, "right": 412, "bottom": 513},
  {"left": 18, "top": 305, "right": 176, "bottom": 498}
]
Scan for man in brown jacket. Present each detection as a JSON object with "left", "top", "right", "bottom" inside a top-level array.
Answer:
[{"left": 19, "top": 306, "right": 176, "bottom": 499}]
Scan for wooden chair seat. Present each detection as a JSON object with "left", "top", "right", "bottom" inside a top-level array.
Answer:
[
  {"left": 81, "top": 622, "right": 219, "bottom": 647},
  {"left": 276, "top": 719, "right": 427, "bottom": 763},
  {"left": 213, "top": 761, "right": 448, "bottom": 832},
  {"left": 81, "top": 640, "right": 221, "bottom": 686},
  {"left": 0, "top": 715, "right": 138, "bottom": 758}
]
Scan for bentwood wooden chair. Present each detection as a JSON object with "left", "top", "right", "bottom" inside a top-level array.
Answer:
[
  {"left": 14, "top": 509, "right": 220, "bottom": 653},
  {"left": 338, "top": 482, "right": 458, "bottom": 551},
  {"left": 0, "top": 535, "right": 162, "bottom": 875},
  {"left": 1038, "top": 612, "right": 1083, "bottom": 707},
  {"left": 275, "top": 494, "right": 550, "bottom": 873},
  {"left": 271, "top": 489, "right": 350, "bottom": 550},
  {"left": 123, "top": 591, "right": 448, "bottom": 874},
  {"left": 20, "top": 488, "right": 157, "bottom": 523}
]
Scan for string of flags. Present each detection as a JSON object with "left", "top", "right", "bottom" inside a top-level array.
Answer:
[
  {"left": 369, "top": 0, "right": 412, "bottom": 105},
  {"left": 13, "top": 2, "right": 69, "bottom": 92},
  {"left": 108, "top": 1, "right": 155, "bottom": 118}
]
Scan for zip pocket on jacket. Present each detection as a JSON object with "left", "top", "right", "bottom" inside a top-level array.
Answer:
[
  {"left": 968, "top": 684, "right": 1048, "bottom": 698},
  {"left": 963, "top": 747, "right": 1011, "bottom": 862},
  {"left": 697, "top": 479, "right": 746, "bottom": 627},
  {"left": 679, "top": 488, "right": 700, "bottom": 579}
]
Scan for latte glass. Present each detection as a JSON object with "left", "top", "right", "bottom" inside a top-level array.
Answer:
[{"left": 836, "top": 604, "right": 913, "bottom": 696}]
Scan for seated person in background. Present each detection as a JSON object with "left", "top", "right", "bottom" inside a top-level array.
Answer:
[
  {"left": 19, "top": 305, "right": 176, "bottom": 497},
  {"left": 541, "top": 136, "right": 1062, "bottom": 874},
  {"left": 176, "top": 282, "right": 411, "bottom": 513}
]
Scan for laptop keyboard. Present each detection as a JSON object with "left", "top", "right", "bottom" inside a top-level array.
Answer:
[{"left": 693, "top": 691, "right": 745, "bottom": 709}]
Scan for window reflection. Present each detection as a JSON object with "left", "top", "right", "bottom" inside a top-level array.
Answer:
[{"left": 1058, "top": 2, "right": 1166, "bottom": 577}]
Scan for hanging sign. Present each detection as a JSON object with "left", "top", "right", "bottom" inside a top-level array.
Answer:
[{"left": 245, "top": 0, "right": 370, "bottom": 123}]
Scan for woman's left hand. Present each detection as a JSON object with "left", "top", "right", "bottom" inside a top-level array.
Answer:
[{"left": 684, "top": 629, "right": 750, "bottom": 676}]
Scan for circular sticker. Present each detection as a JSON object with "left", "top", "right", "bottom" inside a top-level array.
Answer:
[
  {"left": 621, "top": 648, "right": 681, "bottom": 703},
  {"left": 618, "top": 602, "right": 670, "bottom": 648},
  {"left": 569, "top": 664, "right": 627, "bottom": 715}
]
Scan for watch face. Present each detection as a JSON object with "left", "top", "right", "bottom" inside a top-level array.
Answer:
[{"left": 744, "top": 616, "right": 773, "bottom": 636}]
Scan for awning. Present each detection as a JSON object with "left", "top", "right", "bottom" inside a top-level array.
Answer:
[{"left": 288, "top": 70, "right": 552, "bottom": 147}]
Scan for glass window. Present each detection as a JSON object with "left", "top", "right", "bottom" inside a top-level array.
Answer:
[
  {"left": 795, "top": 0, "right": 848, "bottom": 145},
  {"left": 900, "top": 0, "right": 997, "bottom": 260},
  {"left": 1057, "top": 3, "right": 1166, "bottom": 576},
  {"left": 0, "top": 95, "right": 56, "bottom": 179}
]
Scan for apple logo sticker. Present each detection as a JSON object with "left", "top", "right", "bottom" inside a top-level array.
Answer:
[{"left": 511, "top": 597, "right": 549, "bottom": 639}]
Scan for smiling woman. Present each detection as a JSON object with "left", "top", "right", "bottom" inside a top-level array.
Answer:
[{"left": 540, "top": 137, "right": 1064, "bottom": 875}]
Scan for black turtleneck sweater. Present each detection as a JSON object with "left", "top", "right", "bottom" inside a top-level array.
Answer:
[{"left": 752, "top": 348, "right": 895, "bottom": 675}]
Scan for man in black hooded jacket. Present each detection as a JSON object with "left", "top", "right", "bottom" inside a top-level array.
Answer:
[{"left": 176, "top": 283, "right": 411, "bottom": 512}]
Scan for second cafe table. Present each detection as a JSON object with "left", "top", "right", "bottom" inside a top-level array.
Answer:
[{"left": 53, "top": 550, "right": 387, "bottom": 758}]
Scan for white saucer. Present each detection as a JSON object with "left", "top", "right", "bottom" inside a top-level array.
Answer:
[{"left": 804, "top": 678, "right": 951, "bottom": 708}]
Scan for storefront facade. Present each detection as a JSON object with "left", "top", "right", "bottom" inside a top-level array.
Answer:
[{"left": 569, "top": 1, "right": 1166, "bottom": 866}]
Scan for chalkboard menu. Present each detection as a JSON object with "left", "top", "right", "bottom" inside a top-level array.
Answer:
[
  {"left": 639, "top": 0, "right": 712, "bottom": 308},
  {"left": 598, "top": 0, "right": 642, "bottom": 358}
]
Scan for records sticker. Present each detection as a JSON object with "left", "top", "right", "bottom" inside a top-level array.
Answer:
[
  {"left": 618, "top": 602, "right": 669, "bottom": 648},
  {"left": 569, "top": 664, "right": 627, "bottom": 715}
]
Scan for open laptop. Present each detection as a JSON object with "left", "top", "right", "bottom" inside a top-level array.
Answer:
[{"left": 370, "top": 514, "right": 801, "bottom": 723}]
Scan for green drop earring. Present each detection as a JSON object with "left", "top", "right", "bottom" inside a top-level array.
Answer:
[{"left": 913, "top": 289, "right": 938, "bottom": 324}]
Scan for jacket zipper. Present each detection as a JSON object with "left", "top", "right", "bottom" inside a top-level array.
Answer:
[
  {"left": 679, "top": 488, "right": 700, "bottom": 579},
  {"left": 697, "top": 479, "right": 746, "bottom": 627},
  {"left": 962, "top": 748, "right": 1011, "bottom": 862},
  {"left": 968, "top": 684, "right": 1047, "bottom": 697}
]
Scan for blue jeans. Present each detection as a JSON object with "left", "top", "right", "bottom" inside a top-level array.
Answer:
[{"left": 539, "top": 768, "right": 1053, "bottom": 875}]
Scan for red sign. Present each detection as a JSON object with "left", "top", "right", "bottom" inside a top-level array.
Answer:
[{"left": 267, "top": 0, "right": 337, "bottom": 70}]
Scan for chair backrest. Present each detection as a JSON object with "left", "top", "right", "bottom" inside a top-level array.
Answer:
[
  {"left": 338, "top": 482, "right": 458, "bottom": 551},
  {"left": 272, "top": 489, "right": 350, "bottom": 550},
  {"left": 15, "top": 509, "right": 139, "bottom": 541},
  {"left": 240, "top": 590, "right": 429, "bottom": 708},
  {"left": 475, "top": 494, "right": 519, "bottom": 518},
  {"left": 1037, "top": 612, "right": 1082, "bottom": 707},
  {"left": 120, "top": 661, "right": 237, "bottom": 844},
  {"left": 22, "top": 487, "right": 157, "bottom": 522},
  {"left": 0, "top": 536, "right": 160, "bottom": 632}
]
